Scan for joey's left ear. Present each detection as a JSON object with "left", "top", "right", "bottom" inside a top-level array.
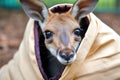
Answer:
[{"left": 71, "top": 0, "right": 98, "bottom": 21}]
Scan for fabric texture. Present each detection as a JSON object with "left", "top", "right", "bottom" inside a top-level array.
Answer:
[{"left": 0, "top": 5, "right": 120, "bottom": 80}]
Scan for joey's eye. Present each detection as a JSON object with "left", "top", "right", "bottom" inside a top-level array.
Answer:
[
  {"left": 44, "top": 30, "right": 53, "bottom": 39},
  {"left": 74, "top": 28, "right": 81, "bottom": 36}
]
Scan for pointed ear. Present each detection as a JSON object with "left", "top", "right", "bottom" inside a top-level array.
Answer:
[
  {"left": 71, "top": 0, "right": 98, "bottom": 21},
  {"left": 20, "top": 0, "right": 49, "bottom": 23}
]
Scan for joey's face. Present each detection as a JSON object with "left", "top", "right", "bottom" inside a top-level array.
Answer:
[
  {"left": 20, "top": 0, "right": 98, "bottom": 65},
  {"left": 42, "top": 14, "right": 82, "bottom": 65}
]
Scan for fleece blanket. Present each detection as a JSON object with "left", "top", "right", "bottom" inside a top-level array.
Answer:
[{"left": 0, "top": 4, "right": 120, "bottom": 80}]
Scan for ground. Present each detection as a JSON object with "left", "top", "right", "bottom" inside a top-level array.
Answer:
[{"left": 0, "top": 9, "right": 120, "bottom": 68}]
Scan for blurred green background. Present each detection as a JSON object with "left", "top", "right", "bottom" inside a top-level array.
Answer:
[{"left": 0, "top": 0, "right": 120, "bottom": 13}]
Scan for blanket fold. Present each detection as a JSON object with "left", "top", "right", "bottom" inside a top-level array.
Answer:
[{"left": 0, "top": 4, "right": 120, "bottom": 80}]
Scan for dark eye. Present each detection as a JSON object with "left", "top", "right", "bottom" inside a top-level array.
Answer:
[
  {"left": 74, "top": 28, "right": 81, "bottom": 36},
  {"left": 44, "top": 30, "right": 53, "bottom": 39}
]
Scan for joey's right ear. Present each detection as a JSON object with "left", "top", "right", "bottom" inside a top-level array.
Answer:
[
  {"left": 20, "top": 0, "right": 49, "bottom": 23},
  {"left": 71, "top": 0, "right": 98, "bottom": 22}
]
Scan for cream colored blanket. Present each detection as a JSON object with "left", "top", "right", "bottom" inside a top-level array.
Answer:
[{"left": 0, "top": 12, "right": 120, "bottom": 80}]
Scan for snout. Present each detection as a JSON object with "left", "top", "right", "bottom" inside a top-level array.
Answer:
[
  {"left": 59, "top": 49, "right": 74, "bottom": 61},
  {"left": 57, "top": 48, "right": 76, "bottom": 65}
]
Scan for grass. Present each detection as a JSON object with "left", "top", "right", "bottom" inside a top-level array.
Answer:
[
  {"left": 96, "top": 0, "right": 115, "bottom": 10},
  {"left": 43, "top": 0, "right": 75, "bottom": 7},
  {"left": 0, "top": 0, "right": 117, "bottom": 12}
]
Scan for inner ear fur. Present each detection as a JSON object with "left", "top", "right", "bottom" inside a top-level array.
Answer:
[
  {"left": 71, "top": 0, "right": 98, "bottom": 21},
  {"left": 20, "top": 0, "right": 49, "bottom": 22}
]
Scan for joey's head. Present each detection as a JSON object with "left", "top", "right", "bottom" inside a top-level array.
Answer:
[
  {"left": 43, "top": 14, "right": 82, "bottom": 65},
  {"left": 20, "top": 0, "right": 98, "bottom": 65}
]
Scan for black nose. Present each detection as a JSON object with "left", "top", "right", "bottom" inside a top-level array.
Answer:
[{"left": 59, "top": 49, "right": 74, "bottom": 61}]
